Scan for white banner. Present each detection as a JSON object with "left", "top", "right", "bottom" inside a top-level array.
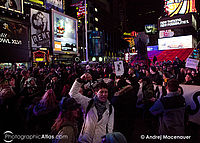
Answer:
[
  {"left": 185, "top": 58, "right": 199, "bottom": 69},
  {"left": 30, "top": 9, "right": 50, "bottom": 48},
  {"left": 114, "top": 61, "right": 124, "bottom": 76}
]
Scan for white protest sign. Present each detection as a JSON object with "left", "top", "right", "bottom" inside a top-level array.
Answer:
[
  {"left": 114, "top": 61, "right": 124, "bottom": 76},
  {"left": 185, "top": 58, "right": 199, "bottom": 69}
]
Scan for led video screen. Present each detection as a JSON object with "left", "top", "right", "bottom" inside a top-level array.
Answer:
[
  {"left": 0, "top": 0, "right": 23, "bottom": 13},
  {"left": 158, "top": 35, "right": 193, "bottom": 50},
  {"left": 52, "top": 9, "right": 78, "bottom": 53},
  {"left": 0, "top": 18, "right": 30, "bottom": 62},
  {"left": 164, "top": 0, "right": 197, "bottom": 17}
]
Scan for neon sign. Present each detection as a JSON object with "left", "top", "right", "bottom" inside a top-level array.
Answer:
[
  {"left": 164, "top": 0, "right": 197, "bottom": 17},
  {"left": 33, "top": 50, "right": 46, "bottom": 62}
]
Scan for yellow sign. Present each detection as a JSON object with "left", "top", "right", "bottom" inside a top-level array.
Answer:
[
  {"left": 29, "top": 0, "right": 43, "bottom": 5},
  {"left": 54, "top": 41, "right": 62, "bottom": 51},
  {"left": 123, "top": 32, "right": 132, "bottom": 36},
  {"left": 35, "top": 58, "right": 44, "bottom": 62}
]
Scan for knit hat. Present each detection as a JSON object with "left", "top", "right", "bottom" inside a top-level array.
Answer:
[
  {"left": 59, "top": 97, "right": 81, "bottom": 112},
  {"left": 105, "top": 132, "right": 127, "bottom": 143}
]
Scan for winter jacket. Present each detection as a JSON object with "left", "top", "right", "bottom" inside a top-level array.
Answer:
[
  {"left": 149, "top": 92, "right": 185, "bottom": 135},
  {"left": 69, "top": 80, "right": 114, "bottom": 143},
  {"left": 111, "top": 85, "right": 138, "bottom": 142},
  {"left": 52, "top": 121, "right": 78, "bottom": 143}
]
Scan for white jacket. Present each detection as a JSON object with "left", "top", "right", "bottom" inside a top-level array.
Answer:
[{"left": 69, "top": 80, "right": 114, "bottom": 143}]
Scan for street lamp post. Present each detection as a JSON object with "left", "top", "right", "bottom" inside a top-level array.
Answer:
[{"left": 85, "top": 0, "right": 88, "bottom": 62}]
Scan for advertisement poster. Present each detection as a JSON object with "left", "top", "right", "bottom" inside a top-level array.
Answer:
[
  {"left": 0, "top": 0, "right": 23, "bottom": 13},
  {"left": 114, "top": 61, "right": 124, "bottom": 76},
  {"left": 158, "top": 35, "right": 193, "bottom": 50},
  {"left": 52, "top": 10, "right": 77, "bottom": 53},
  {"left": 0, "top": 18, "right": 29, "bottom": 62},
  {"left": 31, "top": 8, "right": 50, "bottom": 48}
]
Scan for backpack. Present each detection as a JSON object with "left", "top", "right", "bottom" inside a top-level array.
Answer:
[{"left": 82, "top": 99, "right": 113, "bottom": 134}]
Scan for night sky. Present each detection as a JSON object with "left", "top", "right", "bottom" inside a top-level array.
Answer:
[{"left": 125, "top": 0, "right": 164, "bottom": 32}]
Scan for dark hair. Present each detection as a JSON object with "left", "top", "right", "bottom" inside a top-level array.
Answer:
[
  {"left": 150, "top": 66, "right": 156, "bottom": 72},
  {"left": 59, "top": 97, "right": 80, "bottom": 112},
  {"left": 167, "top": 79, "right": 179, "bottom": 92},
  {"left": 117, "top": 79, "right": 128, "bottom": 89},
  {"left": 94, "top": 82, "right": 108, "bottom": 91},
  {"left": 163, "top": 72, "right": 172, "bottom": 79}
]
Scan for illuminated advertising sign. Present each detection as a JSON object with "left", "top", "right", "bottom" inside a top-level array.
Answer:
[
  {"left": 0, "top": 0, "right": 23, "bottom": 13},
  {"left": 31, "top": 9, "right": 50, "bottom": 48},
  {"left": 147, "top": 45, "right": 158, "bottom": 51},
  {"left": 52, "top": 9, "right": 78, "bottom": 53},
  {"left": 33, "top": 50, "right": 46, "bottom": 62},
  {"left": 145, "top": 24, "right": 157, "bottom": 34},
  {"left": 158, "top": 14, "right": 195, "bottom": 30},
  {"left": 0, "top": 18, "right": 29, "bottom": 62},
  {"left": 164, "top": 0, "right": 197, "bottom": 17},
  {"left": 46, "top": 0, "right": 63, "bottom": 11},
  {"left": 25, "top": 0, "right": 44, "bottom": 5},
  {"left": 158, "top": 35, "right": 194, "bottom": 50},
  {"left": 159, "top": 30, "right": 174, "bottom": 38}
]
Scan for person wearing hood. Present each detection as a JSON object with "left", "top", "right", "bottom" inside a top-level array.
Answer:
[
  {"left": 69, "top": 73, "right": 114, "bottom": 143},
  {"left": 20, "top": 77, "right": 41, "bottom": 108},
  {"left": 111, "top": 78, "right": 138, "bottom": 143}
]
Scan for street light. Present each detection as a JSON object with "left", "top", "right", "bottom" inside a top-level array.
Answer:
[{"left": 84, "top": 0, "right": 88, "bottom": 62}]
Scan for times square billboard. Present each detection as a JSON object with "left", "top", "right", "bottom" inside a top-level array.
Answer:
[
  {"left": 30, "top": 8, "right": 50, "bottom": 48},
  {"left": 158, "top": 35, "right": 197, "bottom": 50},
  {"left": 0, "top": 18, "right": 30, "bottom": 62},
  {"left": 0, "top": 0, "right": 23, "bottom": 13},
  {"left": 158, "top": 14, "right": 197, "bottom": 31},
  {"left": 52, "top": 9, "right": 78, "bottom": 54},
  {"left": 164, "top": 0, "right": 197, "bottom": 17}
]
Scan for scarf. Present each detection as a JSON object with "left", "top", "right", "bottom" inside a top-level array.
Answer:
[{"left": 94, "top": 96, "right": 107, "bottom": 121}]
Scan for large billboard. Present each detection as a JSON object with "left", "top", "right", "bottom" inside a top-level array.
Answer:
[
  {"left": 164, "top": 0, "right": 197, "bottom": 17},
  {"left": 158, "top": 14, "right": 196, "bottom": 30},
  {"left": 0, "top": 0, "right": 23, "bottom": 13},
  {"left": 0, "top": 18, "right": 30, "bottom": 62},
  {"left": 158, "top": 35, "right": 196, "bottom": 50},
  {"left": 30, "top": 8, "right": 50, "bottom": 48},
  {"left": 52, "top": 9, "right": 78, "bottom": 53}
]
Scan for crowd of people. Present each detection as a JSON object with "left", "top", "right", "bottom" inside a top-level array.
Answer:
[{"left": 0, "top": 58, "right": 200, "bottom": 143}]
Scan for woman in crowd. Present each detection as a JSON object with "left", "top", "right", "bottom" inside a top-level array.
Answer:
[
  {"left": 31, "top": 89, "right": 59, "bottom": 133},
  {"left": 51, "top": 97, "right": 80, "bottom": 143}
]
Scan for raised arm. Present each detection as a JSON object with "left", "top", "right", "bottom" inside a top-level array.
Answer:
[{"left": 69, "top": 73, "right": 93, "bottom": 112}]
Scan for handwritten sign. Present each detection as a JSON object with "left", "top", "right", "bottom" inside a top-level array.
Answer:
[
  {"left": 114, "top": 61, "right": 124, "bottom": 76},
  {"left": 185, "top": 58, "right": 199, "bottom": 69}
]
